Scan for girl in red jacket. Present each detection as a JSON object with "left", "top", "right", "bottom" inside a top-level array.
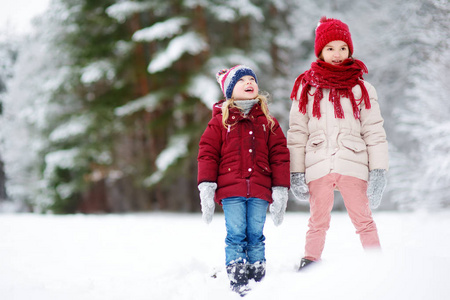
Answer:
[
  {"left": 197, "top": 65, "right": 290, "bottom": 295},
  {"left": 288, "top": 17, "right": 389, "bottom": 270}
]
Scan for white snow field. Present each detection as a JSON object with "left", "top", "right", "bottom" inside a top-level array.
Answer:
[{"left": 1, "top": 210, "right": 449, "bottom": 300}]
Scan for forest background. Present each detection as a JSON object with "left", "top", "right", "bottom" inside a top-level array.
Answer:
[{"left": 0, "top": 0, "right": 448, "bottom": 214}]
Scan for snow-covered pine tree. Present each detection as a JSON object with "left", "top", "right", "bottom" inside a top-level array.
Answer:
[
  {"left": 0, "top": 9, "right": 74, "bottom": 212},
  {"left": 108, "top": 0, "right": 300, "bottom": 211},
  {"left": 2, "top": 0, "right": 137, "bottom": 213},
  {"left": 0, "top": 31, "right": 21, "bottom": 205},
  {"left": 394, "top": 0, "right": 450, "bottom": 209},
  {"left": 41, "top": 0, "right": 154, "bottom": 213}
]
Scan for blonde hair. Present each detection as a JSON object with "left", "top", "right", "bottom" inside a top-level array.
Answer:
[{"left": 221, "top": 93, "right": 276, "bottom": 131}]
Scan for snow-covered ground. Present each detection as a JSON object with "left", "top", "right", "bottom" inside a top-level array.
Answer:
[{"left": 1, "top": 210, "right": 449, "bottom": 300}]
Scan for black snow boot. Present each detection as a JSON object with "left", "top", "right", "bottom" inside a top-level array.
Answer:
[
  {"left": 226, "top": 262, "right": 249, "bottom": 296},
  {"left": 247, "top": 261, "right": 266, "bottom": 282},
  {"left": 298, "top": 258, "right": 315, "bottom": 271}
]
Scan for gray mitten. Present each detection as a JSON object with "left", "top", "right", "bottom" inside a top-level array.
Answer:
[
  {"left": 198, "top": 182, "right": 217, "bottom": 224},
  {"left": 290, "top": 173, "right": 310, "bottom": 202},
  {"left": 270, "top": 186, "right": 288, "bottom": 226},
  {"left": 367, "top": 169, "right": 387, "bottom": 209}
]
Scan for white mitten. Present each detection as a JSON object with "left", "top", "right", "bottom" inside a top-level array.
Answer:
[
  {"left": 367, "top": 169, "right": 387, "bottom": 209},
  {"left": 270, "top": 186, "right": 288, "bottom": 226},
  {"left": 198, "top": 182, "right": 217, "bottom": 224},
  {"left": 290, "top": 173, "right": 310, "bottom": 202}
]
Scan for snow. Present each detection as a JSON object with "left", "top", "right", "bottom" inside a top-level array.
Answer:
[
  {"left": 207, "top": 0, "right": 264, "bottom": 22},
  {"left": 188, "top": 75, "right": 220, "bottom": 109},
  {"left": 132, "top": 17, "right": 189, "bottom": 42},
  {"left": 44, "top": 148, "right": 80, "bottom": 179},
  {"left": 114, "top": 93, "right": 162, "bottom": 117},
  {"left": 147, "top": 32, "right": 209, "bottom": 73},
  {"left": 233, "top": 0, "right": 264, "bottom": 22},
  {"left": 208, "top": 5, "right": 237, "bottom": 22},
  {"left": 1, "top": 210, "right": 449, "bottom": 300},
  {"left": 106, "top": 1, "right": 153, "bottom": 23},
  {"left": 80, "top": 61, "right": 115, "bottom": 85},
  {"left": 143, "top": 134, "right": 190, "bottom": 187},
  {"left": 49, "top": 115, "right": 91, "bottom": 143}
]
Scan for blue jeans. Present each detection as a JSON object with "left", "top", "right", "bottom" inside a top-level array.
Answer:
[{"left": 222, "top": 197, "right": 269, "bottom": 265}]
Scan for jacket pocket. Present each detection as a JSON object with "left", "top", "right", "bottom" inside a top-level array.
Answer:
[
  {"left": 339, "top": 134, "right": 369, "bottom": 166},
  {"left": 219, "top": 162, "right": 237, "bottom": 175},
  {"left": 340, "top": 135, "right": 367, "bottom": 153},
  {"left": 306, "top": 131, "right": 326, "bottom": 152},
  {"left": 256, "top": 161, "right": 272, "bottom": 176}
]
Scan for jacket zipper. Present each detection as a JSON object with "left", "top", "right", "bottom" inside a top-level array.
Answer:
[{"left": 246, "top": 179, "right": 250, "bottom": 197}]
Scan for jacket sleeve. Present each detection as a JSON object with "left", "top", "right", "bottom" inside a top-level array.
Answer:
[
  {"left": 360, "top": 82, "right": 389, "bottom": 171},
  {"left": 287, "top": 89, "right": 310, "bottom": 173},
  {"left": 268, "top": 119, "right": 290, "bottom": 188},
  {"left": 197, "top": 118, "right": 222, "bottom": 184}
]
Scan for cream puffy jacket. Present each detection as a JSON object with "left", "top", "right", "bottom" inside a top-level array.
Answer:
[{"left": 287, "top": 81, "right": 388, "bottom": 183}]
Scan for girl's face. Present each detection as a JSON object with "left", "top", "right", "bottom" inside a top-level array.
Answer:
[
  {"left": 320, "top": 40, "right": 350, "bottom": 65},
  {"left": 231, "top": 75, "right": 259, "bottom": 100}
]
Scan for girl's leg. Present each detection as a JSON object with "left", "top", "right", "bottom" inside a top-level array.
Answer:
[
  {"left": 222, "top": 196, "right": 248, "bottom": 265},
  {"left": 337, "top": 175, "right": 381, "bottom": 249},
  {"left": 305, "top": 174, "right": 336, "bottom": 261},
  {"left": 246, "top": 197, "right": 269, "bottom": 264}
]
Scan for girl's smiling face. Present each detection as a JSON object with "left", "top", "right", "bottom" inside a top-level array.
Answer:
[
  {"left": 231, "top": 75, "right": 259, "bottom": 100},
  {"left": 320, "top": 40, "right": 350, "bottom": 65}
]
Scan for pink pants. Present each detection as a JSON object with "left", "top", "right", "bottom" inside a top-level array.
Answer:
[{"left": 304, "top": 173, "right": 381, "bottom": 261}]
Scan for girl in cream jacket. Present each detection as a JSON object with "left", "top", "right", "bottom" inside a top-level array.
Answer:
[{"left": 287, "top": 17, "right": 388, "bottom": 270}]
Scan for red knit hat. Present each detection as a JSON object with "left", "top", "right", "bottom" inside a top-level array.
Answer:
[{"left": 314, "top": 16, "right": 353, "bottom": 58}]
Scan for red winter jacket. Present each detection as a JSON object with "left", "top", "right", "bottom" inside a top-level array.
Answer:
[{"left": 197, "top": 100, "right": 290, "bottom": 204}]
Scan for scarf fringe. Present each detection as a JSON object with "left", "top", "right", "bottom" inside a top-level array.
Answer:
[
  {"left": 290, "top": 74, "right": 304, "bottom": 100},
  {"left": 313, "top": 88, "right": 322, "bottom": 118},
  {"left": 358, "top": 81, "right": 371, "bottom": 109},
  {"left": 348, "top": 91, "right": 360, "bottom": 119}
]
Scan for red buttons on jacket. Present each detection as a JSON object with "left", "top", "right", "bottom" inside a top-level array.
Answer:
[
  {"left": 249, "top": 149, "right": 253, "bottom": 153},
  {"left": 248, "top": 168, "right": 252, "bottom": 172},
  {"left": 249, "top": 131, "right": 253, "bottom": 135}
]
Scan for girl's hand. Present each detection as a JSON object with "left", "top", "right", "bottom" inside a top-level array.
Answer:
[
  {"left": 367, "top": 169, "right": 387, "bottom": 209},
  {"left": 270, "top": 187, "right": 288, "bottom": 226},
  {"left": 198, "top": 182, "right": 217, "bottom": 224},
  {"left": 290, "top": 173, "right": 310, "bottom": 202}
]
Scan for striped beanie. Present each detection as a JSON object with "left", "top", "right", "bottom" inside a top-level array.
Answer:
[
  {"left": 216, "top": 65, "right": 258, "bottom": 100},
  {"left": 314, "top": 16, "right": 354, "bottom": 58}
]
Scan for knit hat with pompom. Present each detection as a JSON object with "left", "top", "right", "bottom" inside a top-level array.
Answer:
[
  {"left": 216, "top": 65, "right": 258, "bottom": 100},
  {"left": 314, "top": 16, "right": 354, "bottom": 58}
]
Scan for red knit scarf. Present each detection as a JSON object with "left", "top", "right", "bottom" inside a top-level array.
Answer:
[{"left": 290, "top": 58, "right": 371, "bottom": 119}]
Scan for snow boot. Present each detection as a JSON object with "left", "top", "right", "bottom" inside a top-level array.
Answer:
[
  {"left": 247, "top": 261, "right": 266, "bottom": 282},
  {"left": 298, "top": 258, "right": 315, "bottom": 271},
  {"left": 226, "top": 262, "right": 249, "bottom": 296}
]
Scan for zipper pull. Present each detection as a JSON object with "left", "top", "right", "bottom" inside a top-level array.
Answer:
[
  {"left": 263, "top": 124, "right": 266, "bottom": 132},
  {"left": 227, "top": 125, "right": 231, "bottom": 133}
]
